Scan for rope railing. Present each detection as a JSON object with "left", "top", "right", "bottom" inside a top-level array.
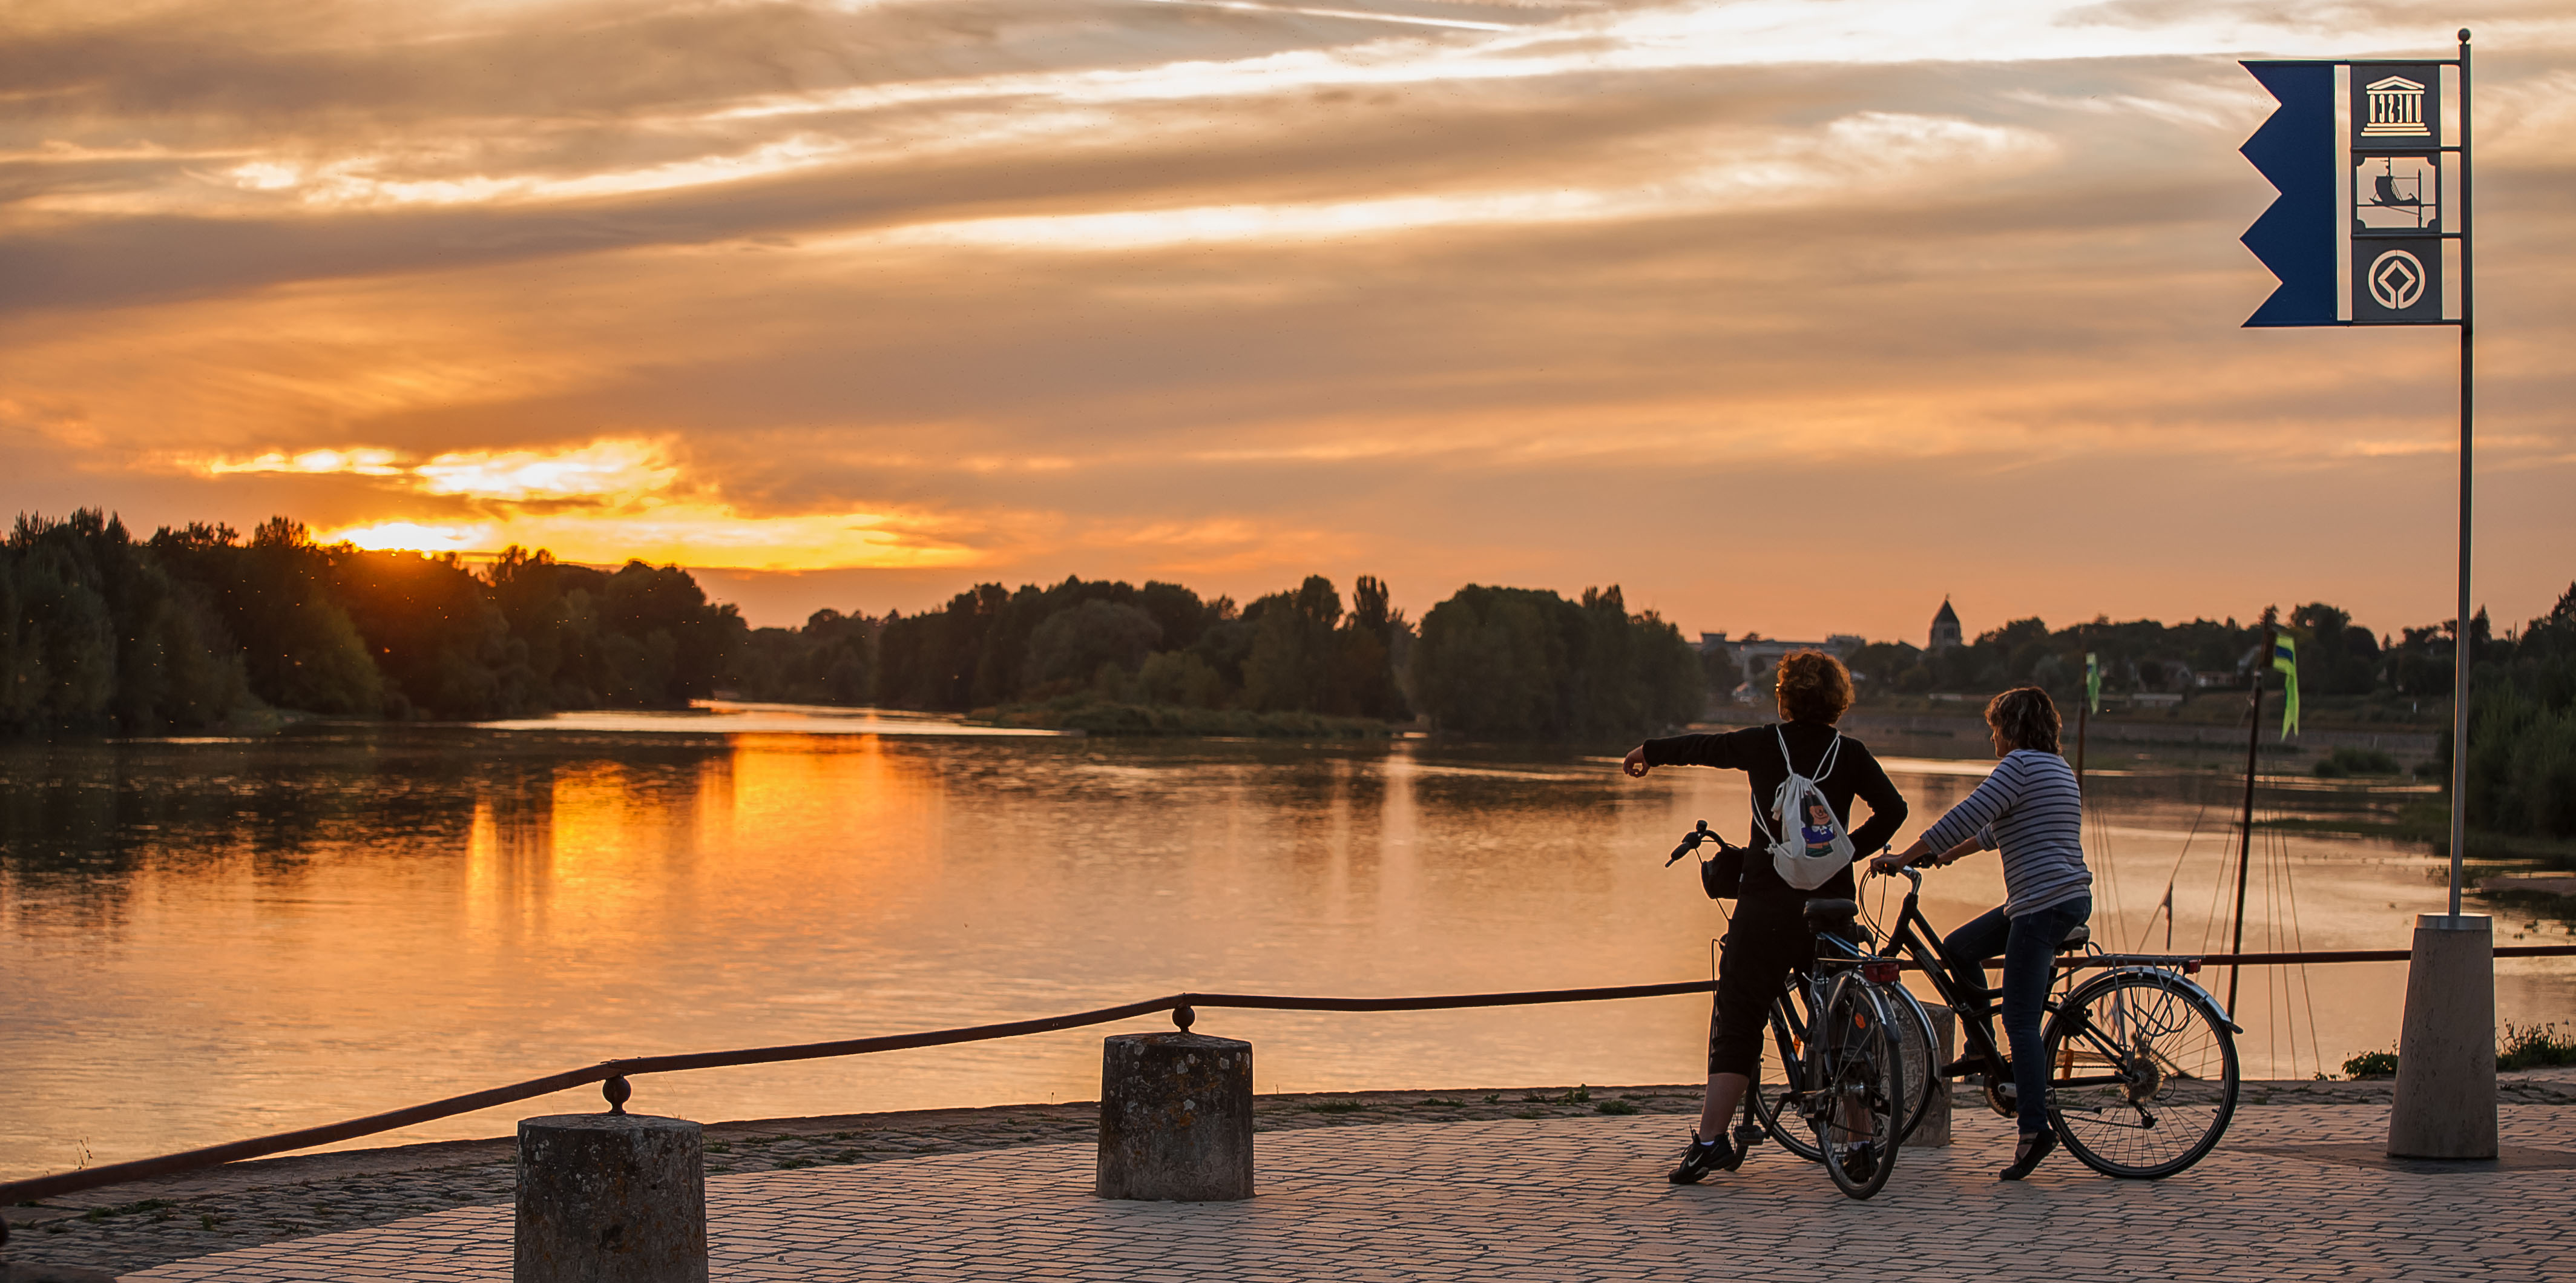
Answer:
[{"left": 7, "top": 946, "right": 2572, "bottom": 1206}]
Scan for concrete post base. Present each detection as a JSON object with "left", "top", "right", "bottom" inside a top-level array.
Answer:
[
  {"left": 1097, "top": 1032, "right": 1254, "bottom": 1201},
  {"left": 1916, "top": 1005, "right": 1954, "bottom": 1147},
  {"left": 516, "top": 1114, "right": 708, "bottom": 1283},
  {"left": 2388, "top": 913, "right": 2499, "bottom": 1159}
]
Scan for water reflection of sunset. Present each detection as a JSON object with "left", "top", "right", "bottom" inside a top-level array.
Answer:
[{"left": 5, "top": 729, "right": 2574, "bottom": 1181}]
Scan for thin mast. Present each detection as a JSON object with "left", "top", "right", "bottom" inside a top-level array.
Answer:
[
  {"left": 2229, "top": 610, "right": 2277, "bottom": 1014},
  {"left": 2075, "top": 696, "right": 2089, "bottom": 787}
]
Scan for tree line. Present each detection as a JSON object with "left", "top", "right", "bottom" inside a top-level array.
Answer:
[
  {"left": 1839, "top": 602, "right": 2486, "bottom": 704},
  {"left": 2454, "top": 584, "right": 2576, "bottom": 842},
  {"left": 13, "top": 504, "right": 2562, "bottom": 796},
  {"left": 1818, "top": 590, "right": 2576, "bottom": 843},
  {"left": 2, "top": 510, "right": 740, "bottom": 731},
  {"left": 734, "top": 573, "right": 1705, "bottom": 741},
  {"left": 4, "top": 510, "right": 1704, "bottom": 744}
]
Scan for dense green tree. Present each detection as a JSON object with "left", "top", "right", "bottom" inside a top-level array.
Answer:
[
  {"left": 1022, "top": 600, "right": 1162, "bottom": 690},
  {"left": 1408, "top": 583, "right": 1698, "bottom": 742},
  {"left": 150, "top": 519, "right": 383, "bottom": 716},
  {"left": 2, "top": 511, "right": 250, "bottom": 733},
  {"left": 2443, "top": 585, "right": 2576, "bottom": 840},
  {"left": 727, "top": 609, "right": 878, "bottom": 705},
  {"left": 333, "top": 547, "right": 534, "bottom": 719}
]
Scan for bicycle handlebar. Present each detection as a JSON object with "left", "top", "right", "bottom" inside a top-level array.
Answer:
[{"left": 1663, "top": 819, "right": 1746, "bottom": 867}]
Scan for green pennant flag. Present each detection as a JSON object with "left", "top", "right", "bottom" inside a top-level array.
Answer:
[
  {"left": 2085, "top": 652, "right": 2101, "bottom": 714},
  {"left": 2271, "top": 633, "right": 2299, "bottom": 739}
]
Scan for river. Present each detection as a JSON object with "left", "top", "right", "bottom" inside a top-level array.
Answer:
[{"left": 3, "top": 706, "right": 2568, "bottom": 1181}]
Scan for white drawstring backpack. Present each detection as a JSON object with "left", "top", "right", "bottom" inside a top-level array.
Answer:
[{"left": 1760, "top": 727, "right": 1855, "bottom": 891}]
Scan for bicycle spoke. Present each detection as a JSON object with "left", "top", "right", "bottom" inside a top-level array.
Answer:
[{"left": 2042, "top": 974, "right": 2238, "bottom": 1179}]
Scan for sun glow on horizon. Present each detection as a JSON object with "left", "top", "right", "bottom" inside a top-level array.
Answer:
[{"left": 206, "top": 438, "right": 984, "bottom": 570}]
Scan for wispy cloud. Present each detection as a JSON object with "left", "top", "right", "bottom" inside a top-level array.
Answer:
[{"left": 2, "top": 1, "right": 2572, "bottom": 636}]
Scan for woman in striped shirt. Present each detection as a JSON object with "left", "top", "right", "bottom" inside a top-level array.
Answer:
[{"left": 1870, "top": 686, "right": 2091, "bottom": 1180}]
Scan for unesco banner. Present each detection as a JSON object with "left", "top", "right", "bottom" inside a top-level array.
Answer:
[{"left": 2239, "top": 44, "right": 2466, "bottom": 327}]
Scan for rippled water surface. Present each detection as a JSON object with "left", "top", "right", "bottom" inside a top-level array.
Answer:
[{"left": 4, "top": 712, "right": 2569, "bottom": 1180}]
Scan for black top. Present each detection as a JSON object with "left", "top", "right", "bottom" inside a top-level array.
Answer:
[{"left": 1643, "top": 722, "right": 1908, "bottom": 903}]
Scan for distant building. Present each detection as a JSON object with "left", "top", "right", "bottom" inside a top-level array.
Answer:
[
  {"left": 1700, "top": 632, "right": 1866, "bottom": 702},
  {"left": 1929, "top": 598, "right": 1963, "bottom": 651}
]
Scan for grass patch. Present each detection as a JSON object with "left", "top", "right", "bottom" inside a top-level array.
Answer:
[
  {"left": 1482, "top": 1094, "right": 1501, "bottom": 1104},
  {"left": 2500, "top": 1022, "right": 2576, "bottom": 1070},
  {"left": 1594, "top": 1100, "right": 1640, "bottom": 1115},
  {"left": 705, "top": 1142, "right": 732, "bottom": 1153},
  {"left": 1422, "top": 1098, "right": 1465, "bottom": 1107},
  {"left": 1521, "top": 1085, "right": 1591, "bottom": 1104},
  {"left": 2313, "top": 747, "right": 2404, "bottom": 778},
  {"left": 772, "top": 1158, "right": 814, "bottom": 1170},
  {"left": 2340, "top": 1023, "right": 2576, "bottom": 1080}
]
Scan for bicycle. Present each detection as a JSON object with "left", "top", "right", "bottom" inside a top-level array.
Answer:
[
  {"left": 1741, "top": 914, "right": 1942, "bottom": 1165},
  {"left": 1845, "top": 863, "right": 2243, "bottom": 1178},
  {"left": 1667, "top": 822, "right": 1913, "bottom": 1199}
]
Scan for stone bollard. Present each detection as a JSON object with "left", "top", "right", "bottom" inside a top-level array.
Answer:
[
  {"left": 1916, "top": 1005, "right": 1955, "bottom": 1147},
  {"left": 516, "top": 1113, "right": 708, "bottom": 1283},
  {"left": 2388, "top": 913, "right": 2500, "bottom": 1159},
  {"left": 1097, "top": 1032, "right": 1254, "bottom": 1201}
]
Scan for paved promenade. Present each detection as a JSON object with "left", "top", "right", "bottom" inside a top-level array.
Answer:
[{"left": 68, "top": 1096, "right": 2576, "bottom": 1282}]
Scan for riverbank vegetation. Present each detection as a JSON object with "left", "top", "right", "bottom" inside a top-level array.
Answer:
[
  {"left": 1844, "top": 601, "right": 2465, "bottom": 721},
  {"left": 3, "top": 510, "right": 1701, "bottom": 743},
  {"left": 1, "top": 510, "right": 740, "bottom": 729},
  {"left": 738, "top": 573, "right": 1703, "bottom": 742},
  {"left": 7, "top": 506, "right": 2568, "bottom": 776}
]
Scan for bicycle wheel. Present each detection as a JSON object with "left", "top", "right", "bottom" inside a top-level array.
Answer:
[
  {"left": 1809, "top": 978, "right": 1902, "bottom": 1199},
  {"left": 2041, "top": 970, "right": 2239, "bottom": 1179},
  {"left": 1887, "top": 985, "right": 1939, "bottom": 1144},
  {"left": 1747, "top": 989, "right": 1824, "bottom": 1162}
]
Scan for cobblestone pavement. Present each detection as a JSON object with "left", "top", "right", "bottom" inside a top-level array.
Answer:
[
  {"left": 102, "top": 1103, "right": 2576, "bottom": 1282},
  {"left": 1, "top": 1087, "right": 1703, "bottom": 1277},
  {"left": 8, "top": 1076, "right": 2572, "bottom": 1281}
]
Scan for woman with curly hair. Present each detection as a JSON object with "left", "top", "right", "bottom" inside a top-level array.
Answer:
[
  {"left": 1871, "top": 685, "right": 2090, "bottom": 1181},
  {"left": 1621, "top": 648, "right": 1907, "bottom": 1184}
]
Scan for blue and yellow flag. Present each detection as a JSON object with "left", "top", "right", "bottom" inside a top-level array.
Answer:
[
  {"left": 2272, "top": 633, "right": 2299, "bottom": 739},
  {"left": 2085, "top": 652, "right": 2101, "bottom": 714}
]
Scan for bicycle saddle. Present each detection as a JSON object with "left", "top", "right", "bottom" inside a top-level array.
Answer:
[
  {"left": 2056, "top": 924, "right": 2091, "bottom": 952},
  {"left": 1802, "top": 898, "right": 1859, "bottom": 927}
]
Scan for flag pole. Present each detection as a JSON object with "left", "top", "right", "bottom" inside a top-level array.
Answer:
[
  {"left": 2445, "top": 28, "right": 2474, "bottom": 919},
  {"left": 2229, "top": 611, "right": 2276, "bottom": 1014}
]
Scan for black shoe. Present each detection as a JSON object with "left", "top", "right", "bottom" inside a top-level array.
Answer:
[
  {"left": 1839, "top": 1141, "right": 1879, "bottom": 1184},
  {"left": 1667, "top": 1132, "right": 1741, "bottom": 1184},
  {"left": 1999, "top": 1127, "right": 2055, "bottom": 1181}
]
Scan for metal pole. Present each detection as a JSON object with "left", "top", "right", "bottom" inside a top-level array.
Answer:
[
  {"left": 2446, "top": 30, "right": 2473, "bottom": 920},
  {"left": 2075, "top": 696, "right": 2088, "bottom": 788},
  {"left": 2230, "top": 618, "right": 2273, "bottom": 1012}
]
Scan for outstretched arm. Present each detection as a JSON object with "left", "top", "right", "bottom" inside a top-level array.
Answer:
[
  {"left": 1870, "top": 833, "right": 1986, "bottom": 875},
  {"left": 1622, "top": 731, "right": 1752, "bottom": 779}
]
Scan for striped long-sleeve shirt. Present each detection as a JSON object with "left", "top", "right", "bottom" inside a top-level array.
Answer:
[{"left": 1917, "top": 749, "right": 2091, "bottom": 916}]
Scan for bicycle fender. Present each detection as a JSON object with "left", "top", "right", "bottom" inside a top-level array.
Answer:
[{"left": 2065, "top": 966, "right": 2244, "bottom": 1034}]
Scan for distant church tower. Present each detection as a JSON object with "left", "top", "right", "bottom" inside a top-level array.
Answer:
[{"left": 1929, "top": 598, "right": 1962, "bottom": 651}]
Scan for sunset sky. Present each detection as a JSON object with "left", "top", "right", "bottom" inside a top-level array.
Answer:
[{"left": 4, "top": 1, "right": 2570, "bottom": 641}]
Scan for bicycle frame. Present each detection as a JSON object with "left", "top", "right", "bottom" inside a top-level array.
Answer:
[{"left": 1865, "top": 867, "right": 2240, "bottom": 1106}]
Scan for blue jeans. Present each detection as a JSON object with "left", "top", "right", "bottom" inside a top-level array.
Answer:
[{"left": 1943, "top": 896, "right": 2092, "bottom": 1135}]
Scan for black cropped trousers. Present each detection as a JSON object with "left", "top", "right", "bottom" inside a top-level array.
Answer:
[{"left": 1706, "top": 899, "right": 1819, "bottom": 1078}]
